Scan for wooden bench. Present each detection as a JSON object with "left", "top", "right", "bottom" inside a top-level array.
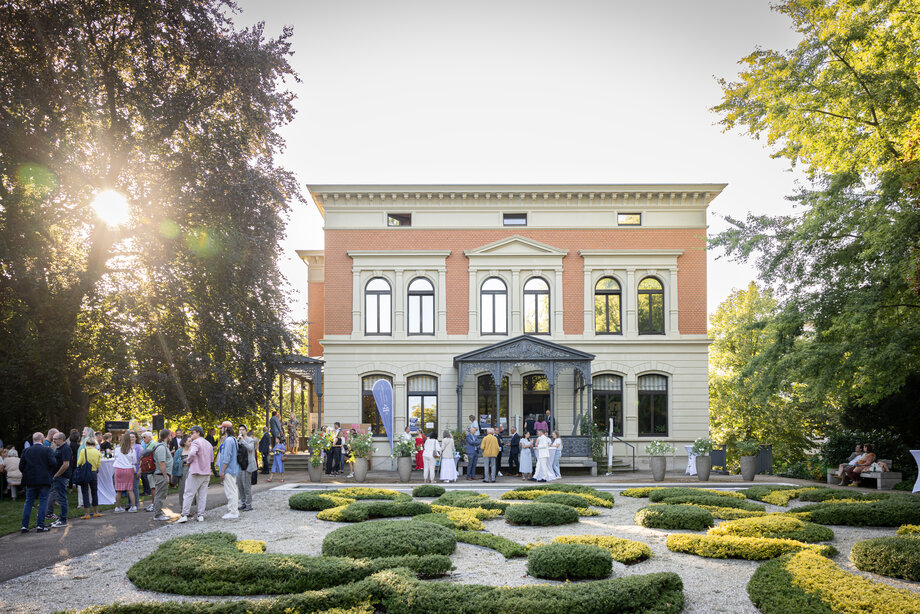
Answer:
[{"left": 827, "top": 459, "right": 902, "bottom": 490}]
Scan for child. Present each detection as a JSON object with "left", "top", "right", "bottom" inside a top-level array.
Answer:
[{"left": 268, "top": 436, "right": 285, "bottom": 483}]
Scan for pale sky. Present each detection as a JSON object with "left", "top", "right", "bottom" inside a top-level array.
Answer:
[{"left": 235, "top": 0, "right": 807, "bottom": 325}]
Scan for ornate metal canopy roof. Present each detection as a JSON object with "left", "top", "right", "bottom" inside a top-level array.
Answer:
[
  {"left": 453, "top": 335, "right": 594, "bottom": 387},
  {"left": 276, "top": 354, "right": 324, "bottom": 387}
]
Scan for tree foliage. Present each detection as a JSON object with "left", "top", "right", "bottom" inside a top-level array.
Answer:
[{"left": 0, "top": 0, "right": 299, "bottom": 444}]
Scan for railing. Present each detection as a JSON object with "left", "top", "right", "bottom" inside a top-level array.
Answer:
[{"left": 607, "top": 418, "right": 636, "bottom": 473}]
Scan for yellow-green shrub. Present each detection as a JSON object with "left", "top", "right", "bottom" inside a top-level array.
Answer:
[
  {"left": 317, "top": 505, "right": 348, "bottom": 522},
  {"left": 423, "top": 508, "right": 486, "bottom": 531},
  {"left": 551, "top": 535, "right": 651, "bottom": 565},
  {"left": 666, "top": 534, "right": 836, "bottom": 560},
  {"left": 762, "top": 487, "right": 820, "bottom": 506},
  {"left": 431, "top": 504, "right": 502, "bottom": 520},
  {"left": 898, "top": 524, "right": 920, "bottom": 536},
  {"left": 694, "top": 505, "right": 766, "bottom": 520},
  {"left": 576, "top": 507, "right": 600, "bottom": 516},
  {"left": 748, "top": 549, "right": 920, "bottom": 614},
  {"left": 709, "top": 515, "right": 834, "bottom": 542},
  {"left": 500, "top": 489, "right": 614, "bottom": 508},
  {"left": 334, "top": 487, "right": 412, "bottom": 502},
  {"left": 648, "top": 487, "right": 747, "bottom": 502},
  {"left": 620, "top": 487, "right": 660, "bottom": 498},
  {"left": 235, "top": 539, "right": 266, "bottom": 554}
]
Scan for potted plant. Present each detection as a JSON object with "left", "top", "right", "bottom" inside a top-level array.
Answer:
[
  {"left": 307, "top": 432, "right": 328, "bottom": 482},
  {"left": 348, "top": 431, "right": 375, "bottom": 482},
  {"left": 691, "top": 437, "right": 714, "bottom": 481},
  {"left": 737, "top": 439, "right": 760, "bottom": 482},
  {"left": 645, "top": 440, "right": 675, "bottom": 482},
  {"left": 391, "top": 438, "right": 416, "bottom": 482}
]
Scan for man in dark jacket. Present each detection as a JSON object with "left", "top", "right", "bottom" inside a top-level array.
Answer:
[
  {"left": 258, "top": 426, "right": 271, "bottom": 474},
  {"left": 269, "top": 411, "right": 283, "bottom": 443},
  {"left": 508, "top": 427, "right": 521, "bottom": 476},
  {"left": 464, "top": 427, "right": 480, "bottom": 481},
  {"left": 20, "top": 432, "right": 57, "bottom": 533}
]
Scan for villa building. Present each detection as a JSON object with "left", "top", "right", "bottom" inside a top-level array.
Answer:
[{"left": 297, "top": 184, "right": 724, "bottom": 470}]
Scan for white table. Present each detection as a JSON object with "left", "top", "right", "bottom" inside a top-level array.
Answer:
[
  {"left": 685, "top": 445, "right": 698, "bottom": 476},
  {"left": 77, "top": 458, "right": 116, "bottom": 506},
  {"left": 911, "top": 450, "right": 920, "bottom": 494}
]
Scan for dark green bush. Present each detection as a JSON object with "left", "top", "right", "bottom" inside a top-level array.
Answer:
[
  {"left": 792, "top": 496, "right": 920, "bottom": 526},
  {"left": 740, "top": 485, "right": 798, "bottom": 502},
  {"left": 510, "top": 484, "right": 616, "bottom": 504},
  {"left": 850, "top": 536, "right": 920, "bottom": 581},
  {"left": 411, "top": 512, "right": 456, "bottom": 529},
  {"left": 454, "top": 530, "right": 528, "bottom": 558},
  {"left": 432, "top": 490, "right": 487, "bottom": 506},
  {"left": 634, "top": 504, "right": 714, "bottom": 531},
  {"left": 289, "top": 492, "right": 351, "bottom": 511},
  {"left": 527, "top": 543, "right": 613, "bottom": 580},
  {"left": 534, "top": 493, "right": 597, "bottom": 509},
  {"left": 412, "top": 484, "right": 445, "bottom": 497},
  {"left": 125, "top": 532, "right": 452, "bottom": 595},
  {"left": 339, "top": 500, "right": 431, "bottom": 522},
  {"left": 82, "top": 567, "right": 685, "bottom": 614},
  {"left": 797, "top": 488, "right": 890, "bottom": 502},
  {"left": 322, "top": 519, "right": 456, "bottom": 558},
  {"left": 648, "top": 487, "right": 745, "bottom": 503},
  {"left": 504, "top": 502, "right": 579, "bottom": 526},
  {"left": 654, "top": 493, "right": 766, "bottom": 512}
]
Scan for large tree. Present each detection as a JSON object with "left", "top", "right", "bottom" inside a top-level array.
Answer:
[
  {"left": 0, "top": 0, "right": 299, "bottom": 443},
  {"left": 712, "top": 0, "right": 920, "bottom": 416}
]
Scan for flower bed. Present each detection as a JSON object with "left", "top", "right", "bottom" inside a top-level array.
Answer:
[
  {"left": 527, "top": 543, "right": 613, "bottom": 580},
  {"left": 708, "top": 515, "right": 834, "bottom": 543},
  {"left": 850, "top": 536, "right": 920, "bottom": 581},
  {"left": 322, "top": 519, "right": 456, "bottom": 558},
  {"left": 666, "top": 534, "right": 836, "bottom": 560},
  {"left": 504, "top": 502, "right": 579, "bottom": 526},
  {"left": 634, "top": 504, "right": 714, "bottom": 531}
]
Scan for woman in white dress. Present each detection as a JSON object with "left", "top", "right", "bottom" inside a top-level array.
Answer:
[
  {"left": 533, "top": 430, "right": 553, "bottom": 482},
  {"left": 422, "top": 432, "right": 441, "bottom": 484},
  {"left": 518, "top": 431, "right": 533, "bottom": 480},
  {"left": 551, "top": 430, "right": 563, "bottom": 480},
  {"left": 439, "top": 431, "right": 458, "bottom": 483}
]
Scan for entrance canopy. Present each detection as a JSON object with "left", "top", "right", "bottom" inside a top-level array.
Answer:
[
  {"left": 453, "top": 336, "right": 594, "bottom": 434},
  {"left": 274, "top": 355, "right": 324, "bottom": 450}
]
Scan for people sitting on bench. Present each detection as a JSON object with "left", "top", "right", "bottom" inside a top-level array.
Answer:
[
  {"left": 840, "top": 443, "right": 874, "bottom": 486},
  {"left": 836, "top": 443, "right": 864, "bottom": 478}
]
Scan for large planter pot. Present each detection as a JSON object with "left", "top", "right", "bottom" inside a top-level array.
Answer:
[
  {"left": 696, "top": 455, "right": 712, "bottom": 481},
  {"left": 354, "top": 458, "right": 369, "bottom": 482},
  {"left": 397, "top": 456, "right": 412, "bottom": 482},
  {"left": 740, "top": 455, "right": 757, "bottom": 482},
  {"left": 650, "top": 456, "right": 667, "bottom": 482},
  {"left": 308, "top": 463, "right": 323, "bottom": 482}
]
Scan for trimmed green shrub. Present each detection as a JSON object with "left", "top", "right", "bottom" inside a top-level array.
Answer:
[
  {"left": 748, "top": 549, "right": 920, "bottom": 614},
  {"left": 527, "top": 543, "right": 613, "bottom": 580},
  {"left": 334, "top": 487, "right": 412, "bottom": 502},
  {"left": 432, "top": 490, "right": 487, "bottom": 506},
  {"left": 412, "top": 484, "right": 445, "bottom": 497},
  {"left": 648, "top": 487, "right": 746, "bottom": 502},
  {"left": 551, "top": 535, "right": 651, "bottom": 565},
  {"left": 761, "top": 487, "right": 822, "bottom": 506},
  {"left": 454, "top": 530, "right": 528, "bottom": 558},
  {"left": 432, "top": 490, "right": 511, "bottom": 512},
  {"left": 791, "top": 496, "right": 920, "bottom": 527},
  {"left": 505, "top": 502, "right": 579, "bottom": 526},
  {"left": 620, "top": 487, "right": 660, "bottom": 498},
  {"left": 504, "top": 484, "right": 615, "bottom": 505},
  {"left": 850, "top": 536, "right": 920, "bottom": 581},
  {"left": 694, "top": 505, "right": 766, "bottom": 520},
  {"left": 666, "top": 534, "right": 836, "bottom": 560},
  {"left": 534, "top": 493, "right": 599, "bottom": 509},
  {"left": 797, "top": 488, "right": 890, "bottom": 502},
  {"left": 430, "top": 504, "right": 501, "bottom": 522},
  {"left": 322, "top": 520, "right": 456, "bottom": 558},
  {"left": 80, "top": 567, "right": 686, "bottom": 614},
  {"left": 288, "top": 492, "right": 355, "bottom": 511},
  {"left": 339, "top": 500, "right": 431, "bottom": 522},
  {"left": 126, "top": 532, "right": 452, "bottom": 595},
  {"left": 708, "top": 515, "right": 834, "bottom": 542},
  {"left": 500, "top": 489, "right": 614, "bottom": 508},
  {"left": 413, "top": 511, "right": 484, "bottom": 531},
  {"left": 635, "top": 504, "right": 714, "bottom": 531},
  {"left": 739, "top": 485, "right": 798, "bottom": 502},
  {"left": 898, "top": 524, "right": 920, "bottom": 536},
  {"left": 412, "top": 512, "right": 457, "bottom": 529},
  {"left": 652, "top": 493, "right": 766, "bottom": 512}
]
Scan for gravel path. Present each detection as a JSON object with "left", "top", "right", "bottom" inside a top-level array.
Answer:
[{"left": 0, "top": 486, "right": 917, "bottom": 613}]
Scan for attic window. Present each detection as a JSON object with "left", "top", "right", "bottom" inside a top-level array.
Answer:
[
  {"left": 503, "top": 213, "right": 527, "bottom": 226},
  {"left": 617, "top": 213, "right": 642, "bottom": 226},
  {"left": 387, "top": 213, "right": 412, "bottom": 227}
]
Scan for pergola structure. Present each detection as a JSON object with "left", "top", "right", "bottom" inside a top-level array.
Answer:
[
  {"left": 274, "top": 354, "right": 324, "bottom": 451},
  {"left": 453, "top": 335, "right": 595, "bottom": 435}
]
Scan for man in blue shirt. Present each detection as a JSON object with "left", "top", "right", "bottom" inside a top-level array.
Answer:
[
  {"left": 217, "top": 421, "right": 240, "bottom": 520},
  {"left": 464, "top": 426, "right": 480, "bottom": 481}
]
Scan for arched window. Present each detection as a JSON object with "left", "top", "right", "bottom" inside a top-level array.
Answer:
[
  {"left": 481, "top": 277, "right": 508, "bottom": 335},
  {"left": 592, "top": 374, "right": 623, "bottom": 436},
  {"left": 407, "top": 277, "right": 434, "bottom": 335},
  {"left": 362, "top": 374, "right": 393, "bottom": 436},
  {"left": 477, "top": 374, "right": 509, "bottom": 430},
  {"left": 523, "top": 277, "right": 550, "bottom": 334},
  {"left": 638, "top": 374, "right": 668, "bottom": 436},
  {"left": 637, "top": 277, "right": 664, "bottom": 334},
  {"left": 407, "top": 375, "right": 438, "bottom": 435},
  {"left": 594, "top": 277, "right": 622, "bottom": 334},
  {"left": 365, "top": 278, "right": 391, "bottom": 335}
]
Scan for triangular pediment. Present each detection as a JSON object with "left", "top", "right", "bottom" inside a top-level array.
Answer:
[
  {"left": 464, "top": 235, "right": 568, "bottom": 258},
  {"left": 454, "top": 335, "right": 594, "bottom": 364}
]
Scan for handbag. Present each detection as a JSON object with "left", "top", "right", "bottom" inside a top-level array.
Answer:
[{"left": 73, "top": 449, "right": 93, "bottom": 485}]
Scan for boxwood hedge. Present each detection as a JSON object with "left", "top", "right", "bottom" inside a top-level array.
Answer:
[
  {"left": 412, "top": 484, "right": 445, "bottom": 497},
  {"left": 694, "top": 505, "right": 766, "bottom": 520},
  {"left": 708, "top": 515, "right": 834, "bottom": 542},
  {"left": 126, "top": 532, "right": 452, "bottom": 595},
  {"left": 797, "top": 488, "right": 891, "bottom": 503},
  {"left": 790, "top": 496, "right": 920, "bottom": 527},
  {"left": 322, "top": 520, "right": 456, "bottom": 558},
  {"left": 898, "top": 524, "right": 920, "bottom": 536},
  {"left": 413, "top": 510, "right": 484, "bottom": 531},
  {"left": 647, "top": 487, "right": 746, "bottom": 502},
  {"left": 850, "top": 536, "right": 920, "bottom": 581},
  {"left": 666, "top": 534, "right": 836, "bottom": 560},
  {"left": 652, "top": 493, "right": 766, "bottom": 512},
  {"left": 430, "top": 504, "right": 502, "bottom": 520},
  {"left": 748, "top": 549, "right": 920, "bottom": 614},
  {"left": 502, "top": 484, "right": 615, "bottom": 505},
  {"left": 431, "top": 490, "right": 488, "bottom": 506},
  {"left": 504, "top": 502, "right": 579, "bottom": 526},
  {"left": 527, "top": 543, "right": 613, "bottom": 580},
  {"left": 335, "top": 487, "right": 412, "bottom": 502},
  {"left": 533, "top": 493, "right": 600, "bottom": 509},
  {"left": 551, "top": 535, "right": 651, "bottom": 565},
  {"left": 289, "top": 492, "right": 356, "bottom": 511},
  {"left": 81, "top": 567, "right": 686, "bottom": 614},
  {"left": 739, "top": 485, "right": 798, "bottom": 502},
  {"left": 339, "top": 500, "right": 432, "bottom": 522},
  {"left": 740, "top": 485, "right": 820, "bottom": 506},
  {"left": 454, "top": 530, "right": 529, "bottom": 558},
  {"left": 634, "top": 504, "right": 714, "bottom": 531}
]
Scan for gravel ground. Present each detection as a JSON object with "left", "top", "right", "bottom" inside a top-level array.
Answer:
[{"left": 0, "top": 485, "right": 917, "bottom": 613}]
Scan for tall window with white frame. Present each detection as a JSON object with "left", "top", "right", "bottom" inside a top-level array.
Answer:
[
  {"left": 481, "top": 277, "right": 508, "bottom": 335},
  {"left": 594, "top": 277, "right": 622, "bottom": 334},
  {"left": 362, "top": 374, "right": 393, "bottom": 436},
  {"left": 407, "top": 277, "right": 434, "bottom": 335},
  {"left": 637, "top": 277, "right": 665, "bottom": 334},
  {"left": 365, "top": 278, "right": 391, "bottom": 335},
  {"left": 592, "top": 374, "right": 623, "bottom": 436},
  {"left": 523, "top": 277, "right": 550, "bottom": 334},
  {"left": 407, "top": 375, "right": 438, "bottom": 435},
  {"left": 638, "top": 374, "right": 668, "bottom": 437}
]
